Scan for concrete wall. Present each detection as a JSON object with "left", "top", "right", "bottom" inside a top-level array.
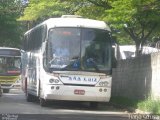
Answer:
[{"left": 112, "top": 52, "right": 160, "bottom": 100}]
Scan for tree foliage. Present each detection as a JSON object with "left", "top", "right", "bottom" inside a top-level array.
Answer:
[
  {"left": 103, "top": 0, "right": 160, "bottom": 55},
  {"left": 0, "top": 0, "right": 23, "bottom": 47},
  {"left": 19, "top": 0, "right": 112, "bottom": 27},
  {"left": 20, "top": 0, "right": 160, "bottom": 55},
  {"left": 19, "top": 0, "right": 70, "bottom": 21}
]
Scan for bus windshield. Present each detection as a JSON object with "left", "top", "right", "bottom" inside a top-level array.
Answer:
[
  {"left": 0, "top": 56, "right": 21, "bottom": 75},
  {"left": 46, "top": 27, "right": 111, "bottom": 72}
]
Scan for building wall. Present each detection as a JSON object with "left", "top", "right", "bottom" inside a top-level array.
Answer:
[{"left": 112, "top": 52, "right": 160, "bottom": 100}]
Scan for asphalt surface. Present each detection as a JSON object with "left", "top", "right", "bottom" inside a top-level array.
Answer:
[{"left": 0, "top": 89, "right": 132, "bottom": 120}]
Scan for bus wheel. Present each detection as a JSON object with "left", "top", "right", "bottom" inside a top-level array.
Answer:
[
  {"left": 89, "top": 102, "right": 99, "bottom": 109},
  {"left": 3, "top": 89, "right": 9, "bottom": 93},
  {"left": 26, "top": 93, "right": 33, "bottom": 102},
  {"left": 40, "top": 98, "right": 47, "bottom": 107}
]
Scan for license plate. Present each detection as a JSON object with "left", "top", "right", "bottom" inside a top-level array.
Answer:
[{"left": 74, "top": 89, "right": 85, "bottom": 95}]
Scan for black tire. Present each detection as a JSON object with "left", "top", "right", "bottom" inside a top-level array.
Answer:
[
  {"left": 40, "top": 98, "right": 47, "bottom": 107},
  {"left": 3, "top": 89, "right": 9, "bottom": 93},
  {"left": 26, "top": 93, "right": 34, "bottom": 102},
  {"left": 89, "top": 102, "right": 99, "bottom": 109}
]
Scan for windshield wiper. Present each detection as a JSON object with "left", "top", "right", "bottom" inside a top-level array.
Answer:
[{"left": 61, "top": 57, "right": 81, "bottom": 70}]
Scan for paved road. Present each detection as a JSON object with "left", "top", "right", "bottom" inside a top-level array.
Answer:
[{"left": 0, "top": 89, "right": 131, "bottom": 120}]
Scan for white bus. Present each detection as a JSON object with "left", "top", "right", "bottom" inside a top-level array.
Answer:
[
  {"left": 21, "top": 15, "right": 112, "bottom": 107},
  {"left": 0, "top": 47, "right": 21, "bottom": 93}
]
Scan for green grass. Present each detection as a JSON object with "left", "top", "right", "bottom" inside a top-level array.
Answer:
[
  {"left": 137, "top": 99, "right": 160, "bottom": 114},
  {"left": 110, "top": 96, "right": 160, "bottom": 114}
]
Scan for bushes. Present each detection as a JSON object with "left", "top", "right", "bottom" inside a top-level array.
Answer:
[{"left": 137, "top": 99, "right": 160, "bottom": 114}]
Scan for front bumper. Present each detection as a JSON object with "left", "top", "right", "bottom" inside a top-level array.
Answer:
[{"left": 43, "top": 85, "right": 111, "bottom": 102}]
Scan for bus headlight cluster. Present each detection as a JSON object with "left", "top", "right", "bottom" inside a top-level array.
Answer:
[
  {"left": 99, "top": 81, "right": 109, "bottom": 87},
  {"left": 49, "top": 79, "right": 59, "bottom": 83}
]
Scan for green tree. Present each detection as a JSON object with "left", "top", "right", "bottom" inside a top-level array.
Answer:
[
  {"left": 0, "top": 0, "right": 23, "bottom": 47},
  {"left": 20, "top": 0, "right": 160, "bottom": 55},
  {"left": 70, "top": 0, "right": 160, "bottom": 55},
  {"left": 19, "top": 0, "right": 70, "bottom": 21},
  {"left": 102, "top": 0, "right": 160, "bottom": 56},
  {"left": 19, "top": 0, "right": 73, "bottom": 28},
  {"left": 19, "top": 0, "right": 112, "bottom": 29}
]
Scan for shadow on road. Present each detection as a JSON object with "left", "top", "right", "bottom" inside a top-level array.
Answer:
[
  {"left": 0, "top": 89, "right": 130, "bottom": 120},
  {"left": 30, "top": 97, "right": 128, "bottom": 113},
  {"left": 1, "top": 89, "right": 128, "bottom": 113}
]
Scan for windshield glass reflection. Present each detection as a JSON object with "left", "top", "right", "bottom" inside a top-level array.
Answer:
[{"left": 46, "top": 27, "right": 111, "bottom": 72}]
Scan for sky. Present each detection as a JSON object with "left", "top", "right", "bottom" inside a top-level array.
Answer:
[{"left": 21, "top": 0, "right": 29, "bottom": 5}]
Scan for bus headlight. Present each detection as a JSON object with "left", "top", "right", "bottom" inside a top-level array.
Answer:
[{"left": 49, "top": 79, "right": 59, "bottom": 83}]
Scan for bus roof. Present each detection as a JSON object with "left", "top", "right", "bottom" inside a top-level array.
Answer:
[
  {"left": 25, "top": 17, "right": 111, "bottom": 34},
  {"left": 0, "top": 47, "right": 20, "bottom": 51},
  {"left": 45, "top": 18, "right": 110, "bottom": 30},
  {"left": 0, "top": 47, "right": 21, "bottom": 57}
]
